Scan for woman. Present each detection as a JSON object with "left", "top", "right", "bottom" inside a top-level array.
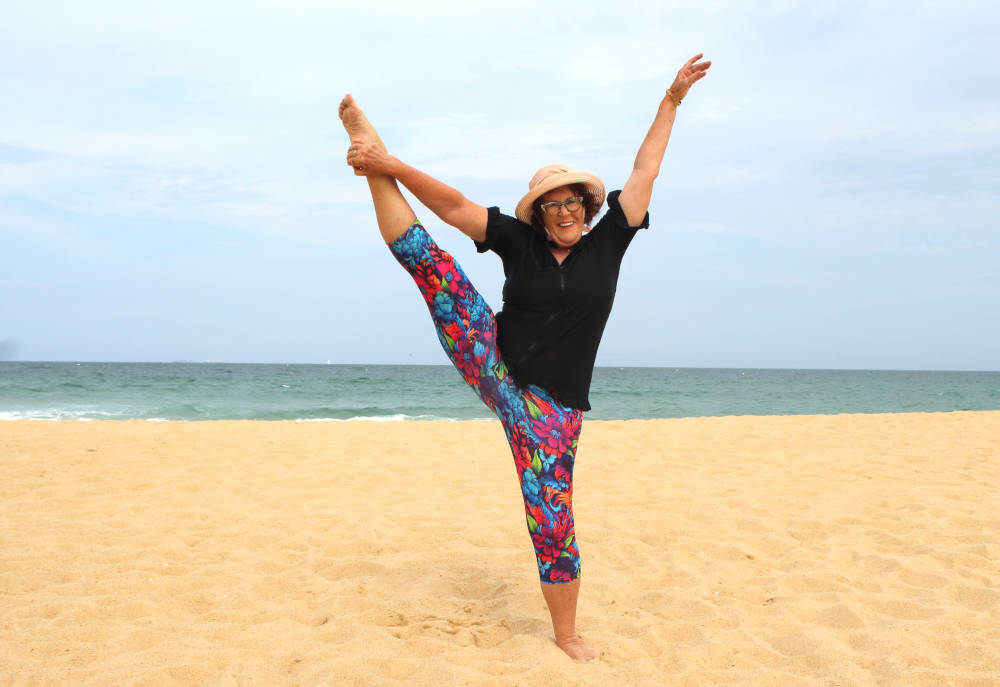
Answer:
[{"left": 339, "top": 54, "right": 710, "bottom": 661}]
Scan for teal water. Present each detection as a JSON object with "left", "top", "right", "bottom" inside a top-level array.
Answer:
[{"left": 1, "top": 362, "right": 998, "bottom": 421}]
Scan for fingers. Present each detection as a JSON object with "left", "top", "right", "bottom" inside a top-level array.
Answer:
[
  {"left": 675, "top": 56, "right": 711, "bottom": 92},
  {"left": 347, "top": 142, "right": 365, "bottom": 173},
  {"left": 347, "top": 155, "right": 366, "bottom": 173},
  {"left": 668, "top": 54, "right": 711, "bottom": 101},
  {"left": 681, "top": 55, "right": 711, "bottom": 73},
  {"left": 346, "top": 143, "right": 361, "bottom": 169},
  {"left": 346, "top": 139, "right": 375, "bottom": 176}
]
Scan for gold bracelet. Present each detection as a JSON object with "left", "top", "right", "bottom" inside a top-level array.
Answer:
[{"left": 665, "top": 89, "right": 682, "bottom": 107}]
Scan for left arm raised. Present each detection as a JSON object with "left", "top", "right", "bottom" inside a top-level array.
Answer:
[{"left": 618, "top": 54, "right": 711, "bottom": 226}]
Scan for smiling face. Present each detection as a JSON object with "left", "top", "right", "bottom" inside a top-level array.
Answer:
[{"left": 537, "top": 185, "right": 586, "bottom": 248}]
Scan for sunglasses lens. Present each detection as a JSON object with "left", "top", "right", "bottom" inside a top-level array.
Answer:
[{"left": 542, "top": 197, "right": 583, "bottom": 216}]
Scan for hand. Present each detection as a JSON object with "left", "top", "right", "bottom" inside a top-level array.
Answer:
[
  {"left": 346, "top": 138, "right": 394, "bottom": 177},
  {"left": 668, "top": 53, "right": 711, "bottom": 102}
]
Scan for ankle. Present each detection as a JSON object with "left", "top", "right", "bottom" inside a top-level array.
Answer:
[{"left": 555, "top": 634, "right": 599, "bottom": 661}]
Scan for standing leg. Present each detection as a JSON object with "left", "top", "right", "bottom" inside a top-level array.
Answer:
[
  {"left": 500, "top": 385, "right": 598, "bottom": 661},
  {"left": 541, "top": 580, "right": 595, "bottom": 660}
]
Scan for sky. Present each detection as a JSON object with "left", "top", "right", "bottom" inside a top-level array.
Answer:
[{"left": 1, "top": 0, "right": 997, "bottom": 370}]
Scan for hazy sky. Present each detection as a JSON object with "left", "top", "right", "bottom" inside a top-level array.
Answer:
[{"left": 2, "top": 1, "right": 997, "bottom": 369}]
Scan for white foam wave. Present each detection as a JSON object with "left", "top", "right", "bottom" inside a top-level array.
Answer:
[
  {"left": 295, "top": 414, "right": 492, "bottom": 422},
  {"left": 1, "top": 411, "right": 494, "bottom": 422},
  {"left": 0, "top": 408, "right": 132, "bottom": 421}
]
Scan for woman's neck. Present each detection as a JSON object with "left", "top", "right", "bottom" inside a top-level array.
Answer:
[{"left": 549, "top": 244, "right": 572, "bottom": 265}]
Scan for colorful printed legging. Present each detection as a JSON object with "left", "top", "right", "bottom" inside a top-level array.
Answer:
[{"left": 389, "top": 221, "right": 582, "bottom": 584}]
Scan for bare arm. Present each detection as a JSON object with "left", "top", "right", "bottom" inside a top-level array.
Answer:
[
  {"left": 347, "top": 142, "right": 488, "bottom": 242},
  {"left": 619, "top": 54, "right": 711, "bottom": 226}
]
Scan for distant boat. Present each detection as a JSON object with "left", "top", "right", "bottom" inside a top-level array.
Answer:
[{"left": 326, "top": 360, "right": 332, "bottom": 365}]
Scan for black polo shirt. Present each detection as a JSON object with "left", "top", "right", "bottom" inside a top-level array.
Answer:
[{"left": 474, "top": 190, "right": 649, "bottom": 411}]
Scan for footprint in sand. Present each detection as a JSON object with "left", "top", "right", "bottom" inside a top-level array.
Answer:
[
  {"left": 810, "top": 603, "right": 865, "bottom": 628},
  {"left": 867, "top": 598, "right": 943, "bottom": 620},
  {"left": 767, "top": 633, "right": 819, "bottom": 656},
  {"left": 952, "top": 584, "right": 999, "bottom": 611},
  {"left": 896, "top": 567, "right": 948, "bottom": 589}
]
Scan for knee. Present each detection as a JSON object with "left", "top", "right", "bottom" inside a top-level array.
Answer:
[{"left": 527, "top": 511, "right": 580, "bottom": 584}]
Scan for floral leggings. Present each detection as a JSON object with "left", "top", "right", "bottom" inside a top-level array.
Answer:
[{"left": 390, "top": 221, "right": 582, "bottom": 584}]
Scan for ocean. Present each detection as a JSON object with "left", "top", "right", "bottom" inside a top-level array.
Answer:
[{"left": 1, "top": 362, "right": 998, "bottom": 422}]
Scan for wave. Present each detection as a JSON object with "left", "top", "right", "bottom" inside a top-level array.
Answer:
[
  {"left": 0, "top": 409, "right": 492, "bottom": 422},
  {"left": 4, "top": 364, "right": 998, "bottom": 422},
  {"left": 309, "top": 414, "right": 491, "bottom": 422},
  {"left": 0, "top": 409, "right": 134, "bottom": 421}
]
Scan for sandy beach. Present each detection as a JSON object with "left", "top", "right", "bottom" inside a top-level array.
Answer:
[{"left": 2, "top": 412, "right": 998, "bottom": 686}]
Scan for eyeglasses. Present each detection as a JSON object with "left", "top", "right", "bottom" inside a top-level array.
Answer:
[{"left": 539, "top": 196, "right": 584, "bottom": 216}]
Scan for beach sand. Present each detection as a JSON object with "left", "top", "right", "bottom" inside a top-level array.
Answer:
[{"left": 2, "top": 412, "right": 998, "bottom": 686}]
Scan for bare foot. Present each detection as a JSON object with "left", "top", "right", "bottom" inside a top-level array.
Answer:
[
  {"left": 338, "top": 94, "right": 386, "bottom": 152},
  {"left": 556, "top": 635, "right": 599, "bottom": 662}
]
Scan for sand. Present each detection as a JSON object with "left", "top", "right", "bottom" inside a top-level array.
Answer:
[{"left": 2, "top": 412, "right": 999, "bottom": 686}]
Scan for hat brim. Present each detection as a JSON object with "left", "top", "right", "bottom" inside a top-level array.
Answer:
[{"left": 515, "top": 170, "right": 606, "bottom": 225}]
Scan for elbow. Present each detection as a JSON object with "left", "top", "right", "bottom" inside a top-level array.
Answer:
[
  {"left": 631, "top": 164, "right": 659, "bottom": 183},
  {"left": 439, "top": 201, "right": 468, "bottom": 227},
  {"left": 626, "top": 169, "right": 656, "bottom": 197}
]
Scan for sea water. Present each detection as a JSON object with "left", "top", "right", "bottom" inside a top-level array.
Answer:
[{"left": 2, "top": 362, "right": 998, "bottom": 421}]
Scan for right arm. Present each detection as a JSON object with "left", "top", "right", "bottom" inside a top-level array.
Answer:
[{"left": 347, "top": 140, "right": 488, "bottom": 242}]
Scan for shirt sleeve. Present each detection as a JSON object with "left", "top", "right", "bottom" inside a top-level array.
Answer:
[
  {"left": 473, "top": 206, "right": 527, "bottom": 258},
  {"left": 589, "top": 189, "right": 649, "bottom": 256}
]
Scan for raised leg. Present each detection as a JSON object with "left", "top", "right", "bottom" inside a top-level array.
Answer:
[
  {"left": 364, "top": 176, "right": 416, "bottom": 245},
  {"left": 338, "top": 93, "right": 386, "bottom": 152},
  {"left": 338, "top": 94, "right": 409, "bottom": 243},
  {"left": 386, "top": 221, "right": 504, "bottom": 410}
]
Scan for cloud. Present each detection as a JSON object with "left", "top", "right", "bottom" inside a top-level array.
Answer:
[{"left": 1, "top": 0, "right": 997, "bottom": 366}]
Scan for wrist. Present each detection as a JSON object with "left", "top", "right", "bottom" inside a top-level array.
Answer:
[
  {"left": 384, "top": 154, "right": 407, "bottom": 177},
  {"left": 665, "top": 89, "right": 682, "bottom": 107}
]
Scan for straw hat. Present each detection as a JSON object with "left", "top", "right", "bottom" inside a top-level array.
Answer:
[{"left": 514, "top": 163, "right": 606, "bottom": 225}]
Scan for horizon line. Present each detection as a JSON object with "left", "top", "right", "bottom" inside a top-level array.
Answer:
[{"left": 2, "top": 360, "right": 998, "bottom": 374}]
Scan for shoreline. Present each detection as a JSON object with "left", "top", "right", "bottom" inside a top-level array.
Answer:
[
  {"left": 4, "top": 360, "right": 999, "bottom": 371},
  {"left": 4, "top": 408, "right": 1000, "bottom": 423},
  {"left": 5, "top": 364, "right": 999, "bottom": 423},
  {"left": 3, "top": 411, "right": 998, "bottom": 685}
]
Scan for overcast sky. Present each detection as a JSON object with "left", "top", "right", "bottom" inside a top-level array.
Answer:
[{"left": 2, "top": 0, "right": 997, "bottom": 369}]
